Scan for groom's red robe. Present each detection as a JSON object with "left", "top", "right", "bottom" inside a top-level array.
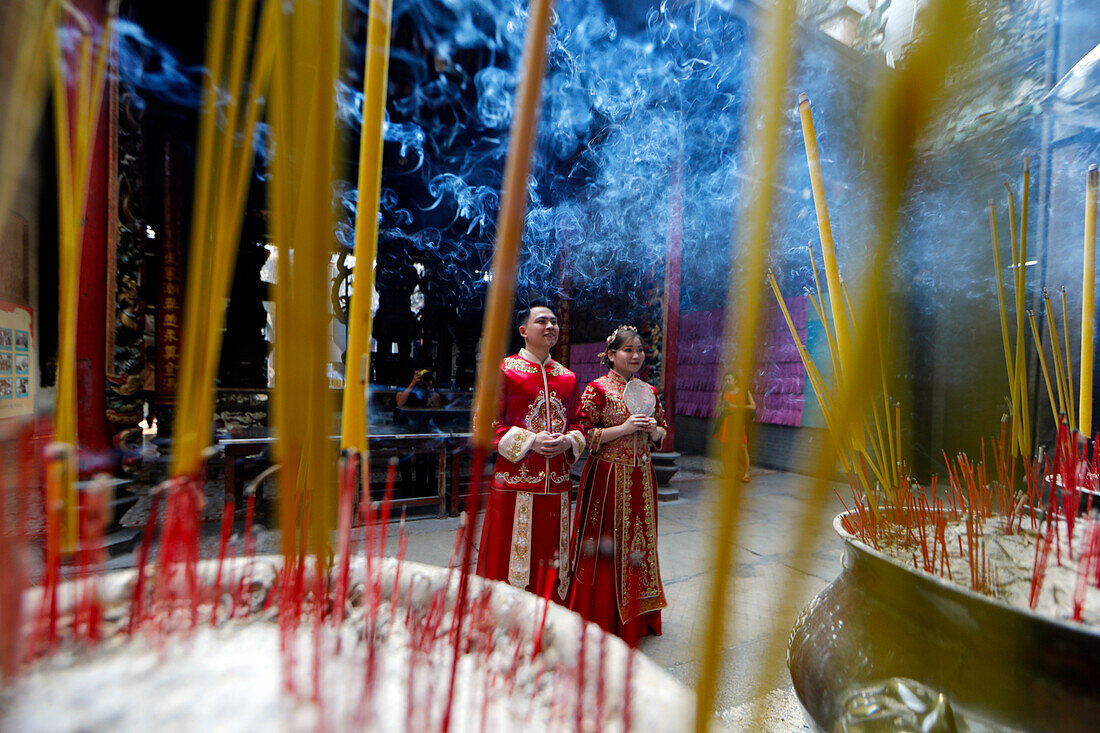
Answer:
[{"left": 475, "top": 348, "right": 585, "bottom": 601}]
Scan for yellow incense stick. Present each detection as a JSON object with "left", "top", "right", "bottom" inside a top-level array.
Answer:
[
  {"left": 49, "top": 29, "right": 78, "bottom": 553},
  {"left": 871, "top": 305, "right": 897, "bottom": 493},
  {"left": 798, "top": 94, "right": 851, "bottom": 384},
  {"left": 267, "top": 0, "right": 343, "bottom": 560},
  {"left": 171, "top": 0, "right": 275, "bottom": 479},
  {"left": 48, "top": 5, "right": 115, "bottom": 552},
  {"left": 770, "top": 276, "right": 838, "bottom": 427},
  {"left": 804, "top": 284, "right": 846, "bottom": 392},
  {"left": 840, "top": 279, "right": 859, "bottom": 349},
  {"left": 341, "top": 0, "right": 395, "bottom": 456},
  {"left": 770, "top": 271, "right": 873, "bottom": 500},
  {"left": 1080, "top": 165, "right": 1099, "bottom": 437},
  {"left": 1061, "top": 288, "right": 1076, "bottom": 429},
  {"left": 868, "top": 401, "right": 892, "bottom": 489},
  {"left": 1006, "top": 182, "right": 1030, "bottom": 455},
  {"left": 806, "top": 243, "right": 844, "bottom": 380},
  {"left": 895, "top": 400, "right": 902, "bottom": 476},
  {"left": 1045, "top": 292, "right": 1070, "bottom": 419},
  {"left": 0, "top": 1, "right": 60, "bottom": 231},
  {"left": 470, "top": 0, "right": 555, "bottom": 449},
  {"left": 695, "top": 2, "right": 799, "bottom": 729},
  {"left": 1027, "top": 312, "right": 1059, "bottom": 424},
  {"left": 267, "top": 4, "right": 295, "bottom": 561},
  {"left": 742, "top": 3, "right": 977, "bottom": 728},
  {"left": 989, "top": 201, "right": 1015, "bottom": 399},
  {"left": 877, "top": 309, "right": 897, "bottom": 495}
]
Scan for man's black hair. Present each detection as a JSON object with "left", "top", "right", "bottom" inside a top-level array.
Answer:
[{"left": 515, "top": 301, "right": 556, "bottom": 329}]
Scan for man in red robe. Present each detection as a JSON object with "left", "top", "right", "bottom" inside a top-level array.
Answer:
[{"left": 475, "top": 304, "right": 585, "bottom": 602}]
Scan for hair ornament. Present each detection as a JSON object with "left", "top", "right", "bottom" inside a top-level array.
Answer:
[{"left": 605, "top": 325, "right": 637, "bottom": 345}]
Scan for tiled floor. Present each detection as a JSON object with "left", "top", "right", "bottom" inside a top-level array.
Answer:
[
  {"left": 633, "top": 463, "right": 845, "bottom": 729},
  {"left": 380, "top": 457, "right": 847, "bottom": 730}
]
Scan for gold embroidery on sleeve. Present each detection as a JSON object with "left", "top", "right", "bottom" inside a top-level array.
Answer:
[{"left": 503, "top": 431, "right": 527, "bottom": 462}]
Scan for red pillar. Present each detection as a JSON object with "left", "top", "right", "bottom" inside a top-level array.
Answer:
[
  {"left": 660, "top": 160, "right": 683, "bottom": 452},
  {"left": 70, "top": 0, "right": 114, "bottom": 475}
]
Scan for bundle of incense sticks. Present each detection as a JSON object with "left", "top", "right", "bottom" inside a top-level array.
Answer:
[
  {"left": 146, "top": 0, "right": 276, "bottom": 634},
  {"left": 839, "top": 414, "right": 1100, "bottom": 626},
  {"left": 766, "top": 186, "right": 903, "bottom": 512},
  {"left": 728, "top": 3, "right": 980, "bottom": 729},
  {"left": 1013, "top": 165, "right": 1097, "bottom": 445},
  {"left": 689, "top": 0, "right": 802, "bottom": 725},
  {"left": 264, "top": 0, "right": 342, "bottom": 566},
  {"left": 0, "top": 1, "right": 605, "bottom": 727},
  {"left": 339, "top": 0, "right": 394, "bottom": 460},
  {"left": 0, "top": 1, "right": 59, "bottom": 232},
  {"left": 38, "top": 3, "right": 115, "bottom": 651},
  {"left": 170, "top": 0, "right": 275, "bottom": 481},
  {"left": 989, "top": 163, "right": 1033, "bottom": 457},
  {"left": 11, "top": 453, "right": 646, "bottom": 729},
  {"left": 444, "top": 0, "right": 554, "bottom": 729}
]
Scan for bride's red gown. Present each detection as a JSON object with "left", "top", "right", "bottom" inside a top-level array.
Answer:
[{"left": 568, "top": 370, "right": 667, "bottom": 645}]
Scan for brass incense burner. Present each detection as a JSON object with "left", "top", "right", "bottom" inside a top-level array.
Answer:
[{"left": 789, "top": 512, "right": 1100, "bottom": 732}]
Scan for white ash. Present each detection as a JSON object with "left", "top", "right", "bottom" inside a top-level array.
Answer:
[
  {"left": 863, "top": 515, "right": 1100, "bottom": 627},
  {"left": 2, "top": 558, "right": 700, "bottom": 732}
]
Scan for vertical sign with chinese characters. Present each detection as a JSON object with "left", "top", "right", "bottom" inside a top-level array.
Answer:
[
  {"left": 156, "top": 222, "right": 182, "bottom": 396},
  {"left": 156, "top": 144, "right": 183, "bottom": 406}
]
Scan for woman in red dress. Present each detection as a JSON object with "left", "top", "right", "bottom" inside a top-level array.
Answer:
[
  {"left": 714, "top": 372, "right": 755, "bottom": 482},
  {"left": 568, "top": 326, "right": 667, "bottom": 644}
]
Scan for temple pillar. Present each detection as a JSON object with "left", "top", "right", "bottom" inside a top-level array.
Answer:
[
  {"left": 70, "top": 0, "right": 114, "bottom": 476},
  {"left": 660, "top": 161, "right": 683, "bottom": 452},
  {"left": 105, "top": 64, "right": 148, "bottom": 470}
]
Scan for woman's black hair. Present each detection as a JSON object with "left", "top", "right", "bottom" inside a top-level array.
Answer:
[{"left": 599, "top": 326, "right": 641, "bottom": 366}]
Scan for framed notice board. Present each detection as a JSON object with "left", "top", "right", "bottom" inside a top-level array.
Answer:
[{"left": 0, "top": 300, "right": 34, "bottom": 419}]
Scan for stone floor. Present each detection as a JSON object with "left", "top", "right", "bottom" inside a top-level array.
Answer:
[
  {"left": 105, "top": 455, "right": 847, "bottom": 731},
  {"left": 637, "top": 458, "right": 843, "bottom": 731},
  {"left": 368, "top": 457, "right": 846, "bottom": 730}
]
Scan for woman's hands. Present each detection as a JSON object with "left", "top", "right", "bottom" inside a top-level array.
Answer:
[
  {"left": 591, "top": 415, "right": 663, "bottom": 446},
  {"left": 622, "top": 414, "right": 660, "bottom": 438}
]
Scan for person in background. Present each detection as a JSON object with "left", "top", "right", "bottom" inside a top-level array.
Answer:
[
  {"left": 568, "top": 325, "right": 667, "bottom": 644},
  {"left": 475, "top": 304, "right": 585, "bottom": 604},
  {"left": 397, "top": 368, "right": 442, "bottom": 411},
  {"left": 396, "top": 368, "right": 442, "bottom": 494},
  {"left": 715, "top": 371, "right": 755, "bottom": 482}
]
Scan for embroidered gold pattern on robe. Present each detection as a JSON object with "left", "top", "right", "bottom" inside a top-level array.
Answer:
[
  {"left": 501, "top": 429, "right": 529, "bottom": 462},
  {"left": 494, "top": 465, "right": 572, "bottom": 487},
  {"left": 557, "top": 492, "right": 570, "bottom": 599},
  {"left": 508, "top": 492, "right": 534, "bottom": 588},
  {"left": 494, "top": 464, "right": 546, "bottom": 486},
  {"left": 614, "top": 463, "right": 665, "bottom": 620},
  {"left": 502, "top": 356, "right": 540, "bottom": 374},
  {"left": 524, "top": 389, "right": 567, "bottom": 434},
  {"left": 585, "top": 373, "right": 664, "bottom": 466}
]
